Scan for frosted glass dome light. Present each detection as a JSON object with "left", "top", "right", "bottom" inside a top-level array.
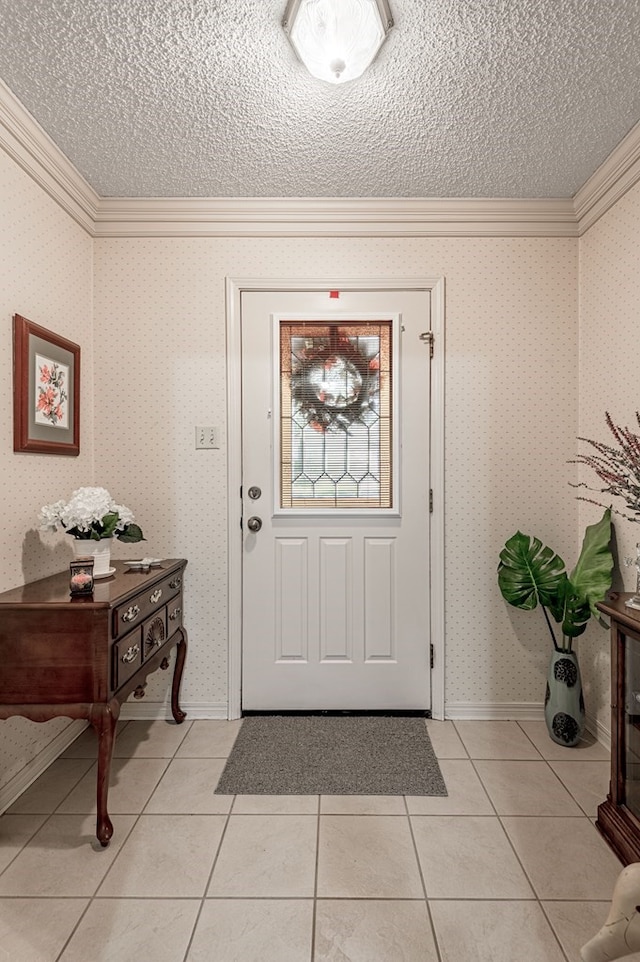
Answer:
[{"left": 283, "top": 0, "right": 393, "bottom": 85}]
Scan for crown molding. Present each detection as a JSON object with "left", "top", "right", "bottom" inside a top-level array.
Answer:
[
  {"left": 0, "top": 79, "right": 98, "bottom": 234},
  {"left": 574, "top": 119, "right": 640, "bottom": 234},
  {"left": 92, "top": 195, "right": 577, "bottom": 238}
]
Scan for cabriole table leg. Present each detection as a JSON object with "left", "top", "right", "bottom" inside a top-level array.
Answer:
[
  {"left": 89, "top": 700, "right": 120, "bottom": 847},
  {"left": 171, "top": 628, "right": 188, "bottom": 724}
]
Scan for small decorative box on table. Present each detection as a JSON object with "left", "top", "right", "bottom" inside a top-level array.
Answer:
[{"left": 0, "top": 559, "right": 188, "bottom": 847}]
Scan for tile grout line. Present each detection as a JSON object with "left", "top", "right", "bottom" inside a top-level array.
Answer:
[
  {"left": 51, "top": 803, "right": 143, "bottom": 959},
  {"left": 513, "top": 721, "right": 614, "bottom": 845},
  {"left": 404, "top": 794, "right": 444, "bottom": 962},
  {"left": 178, "top": 722, "right": 236, "bottom": 962},
  {"left": 546, "top": 758, "right": 609, "bottom": 818},
  {"left": 0, "top": 809, "right": 55, "bottom": 880},
  {"left": 310, "top": 795, "right": 321, "bottom": 962},
  {"left": 544, "top": 759, "right": 598, "bottom": 817},
  {"left": 180, "top": 802, "right": 234, "bottom": 962},
  {"left": 470, "top": 758, "right": 591, "bottom": 818},
  {"left": 537, "top": 899, "right": 575, "bottom": 962},
  {"left": 448, "top": 721, "right": 471, "bottom": 760},
  {"left": 494, "top": 808, "right": 577, "bottom": 962},
  {"left": 465, "top": 756, "right": 499, "bottom": 816},
  {"left": 0, "top": 751, "right": 96, "bottom": 877},
  {"left": 54, "top": 896, "right": 93, "bottom": 962}
]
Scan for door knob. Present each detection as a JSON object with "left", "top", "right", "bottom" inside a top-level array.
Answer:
[{"left": 247, "top": 516, "right": 262, "bottom": 532}]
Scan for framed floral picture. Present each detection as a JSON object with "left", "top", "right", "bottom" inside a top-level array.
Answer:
[{"left": 13, "top": 314, "right": 80, "bottom": 455}]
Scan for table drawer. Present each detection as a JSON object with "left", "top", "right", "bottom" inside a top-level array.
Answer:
[
  {"left": 142, "top": 608, "right": 168, "bottom": 661},
  {"left": 113, "top": 628, "right": 142, "bottom": 689},
  {"left": 167, "top": 595, "right": 183, "bottom": 632},
  {"left": 113, "top": 572, "right": 182, "bottom": 639}
]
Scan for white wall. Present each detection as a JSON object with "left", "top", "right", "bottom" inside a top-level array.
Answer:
[{"left": 0, "top": 149, "right": 94, "bottom": 790}]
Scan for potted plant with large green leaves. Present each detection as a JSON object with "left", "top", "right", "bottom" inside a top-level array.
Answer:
[{"left": 497, "top": 507, "right": 613, "bottom": 746}]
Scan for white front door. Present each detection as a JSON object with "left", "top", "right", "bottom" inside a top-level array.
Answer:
[{"left": 241, "top": 288, "right": 432, "bottom": 711}]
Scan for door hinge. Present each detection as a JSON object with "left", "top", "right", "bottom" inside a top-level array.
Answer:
[
  {"left": 430, "top": 643, "right": 435, "bottom": 669},
  {"left": 429, "top": 489, "right": 433, "bottom": 513},
  {"left": 419, "top": 330, "right": 434, "bottom": 358}
]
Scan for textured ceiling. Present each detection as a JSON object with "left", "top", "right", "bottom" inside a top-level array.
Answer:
[{"left": 1, "top": 0, "right": 640, "bottom": 199}]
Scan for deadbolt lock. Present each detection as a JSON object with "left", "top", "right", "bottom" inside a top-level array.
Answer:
[{"left": 248, "top": 486, "right": 262, "bottom": 500}]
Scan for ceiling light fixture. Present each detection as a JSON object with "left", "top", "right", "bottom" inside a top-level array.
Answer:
[{"left": 282, "top": 0, "right": 393, "bottom": 85}]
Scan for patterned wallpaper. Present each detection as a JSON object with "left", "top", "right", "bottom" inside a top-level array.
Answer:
[
  {"left": 578, "top": 178, "right": 640, "bottom": 736},
  {"left": 0, "top": 150, "right": 94, "bottom": 790},
  {"left": 93, "top": 234, "right": 579, "bottom": 713}
]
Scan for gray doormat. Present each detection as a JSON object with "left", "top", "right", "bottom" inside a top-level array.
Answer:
[{"left": 215, "top": 715, "right": 448, "bottom": 796}]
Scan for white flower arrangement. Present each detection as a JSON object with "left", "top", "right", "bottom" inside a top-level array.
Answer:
[{"left": 39, "top": 486, "right": 144, "bottom": 542}]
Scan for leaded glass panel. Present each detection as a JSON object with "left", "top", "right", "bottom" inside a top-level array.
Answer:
[{"left": 280, "top": 320, "right": 392, "bottom": 509}]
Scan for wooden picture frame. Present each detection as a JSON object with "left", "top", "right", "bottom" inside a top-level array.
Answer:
[{"left": 13, "top": 314, "right": 80, "bottom": 456}]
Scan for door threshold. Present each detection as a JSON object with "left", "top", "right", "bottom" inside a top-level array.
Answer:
[{"left": 242, "top": 709, "right": 431, "bottom": 718}]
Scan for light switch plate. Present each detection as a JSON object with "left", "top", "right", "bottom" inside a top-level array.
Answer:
[{"left": 195, "top": 425, "right": 218, "bottom": 449}]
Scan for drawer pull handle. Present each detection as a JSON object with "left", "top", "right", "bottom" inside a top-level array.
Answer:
[
  {"left": 169, "top": 607, "right": 182, "bottom": 621},
  {"left": 122, "top": 605, "right": 140, "bottom": 623},
  {"left": 121, "top": 644, "right": 140, "bottom": 664},
  {"left": 150, "top": 589, "right": 163, "bottom": 604},
  {"left": 169, "top": 577, "right": 182, "bottom": 589}
]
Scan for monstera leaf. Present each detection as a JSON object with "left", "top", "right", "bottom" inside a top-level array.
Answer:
[
  {"left": 498, "top": 532, "right": 567, "bottom": 623},
  {"left": 556, "top": 578, "right": 591, "bottom": 639},
  {"left": 568, "top": 507, "right": 613, "bottom": 624}
]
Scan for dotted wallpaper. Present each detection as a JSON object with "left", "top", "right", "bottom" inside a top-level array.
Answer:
[
  {"left": 0, "top": 150, "right": 94, "bottom": 791},
  {"left": 93, "top": 233, "right": 579, "bottom": 713},
  {"left": 92, "top": 239, "right": 230, "bottom": 708},
  {"left": 578, "top": 178, "right": 640, "bottom": 736}
]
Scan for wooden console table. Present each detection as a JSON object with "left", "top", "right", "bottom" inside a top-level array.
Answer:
[
  {"left": 596, "top": 593, "right": 640, "bottom": 864},
  {"left": 0, "top": 559, "right": 187, "bottom": 847}
]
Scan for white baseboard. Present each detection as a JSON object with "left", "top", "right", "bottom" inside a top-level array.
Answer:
[
  {"left": 0, "top": 720, "right": 87, "bottom": 815},
  {"left": 444, "top": 702, "right": 611, "bottom": 752},
  {"left": 444, "top": 702, "right": 545, "bottom": 721},
  {"left": 585, "top": 712, "right": 611, "bottom": 753},
  {"left": 120, "top": 700, "right": 228, "bottom": 721}
]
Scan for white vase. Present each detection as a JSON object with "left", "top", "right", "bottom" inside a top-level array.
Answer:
[{"left": 70, "top": 536, "right": 112, "bottom": 576}]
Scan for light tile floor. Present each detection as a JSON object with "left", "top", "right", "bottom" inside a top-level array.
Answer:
[{"left": 0, "top": 718, "right": 636, "bottom": 962}]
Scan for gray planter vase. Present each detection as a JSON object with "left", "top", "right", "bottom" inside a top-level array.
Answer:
[{"left": 544, "top": 649, "right": 585, "bottom": 747}]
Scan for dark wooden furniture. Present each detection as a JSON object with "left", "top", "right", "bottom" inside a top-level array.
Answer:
[
  {"left": 0, "top": 559, "right": 187, "bottom": 847},
  {"left": 597, "top": 593, "right": 640, "bottom": 864}
]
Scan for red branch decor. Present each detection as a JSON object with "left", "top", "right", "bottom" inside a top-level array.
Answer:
[{"left": 570, "top": 412, "right": 640, "bottom": 522}]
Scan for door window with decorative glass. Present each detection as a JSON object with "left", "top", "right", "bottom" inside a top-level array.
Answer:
[{"left": 279, "top": 319, "right": 394, "bottom": 510}]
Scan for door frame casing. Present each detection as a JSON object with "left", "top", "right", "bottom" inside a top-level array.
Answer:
[{"left": 225, "top": 277, "right": 445, "bottom": 719}]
